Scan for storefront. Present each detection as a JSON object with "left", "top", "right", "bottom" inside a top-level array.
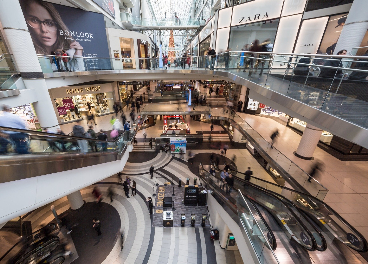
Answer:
[
  {"left": 120, "top": 37, "right": 136, "bottom": 69},
  {"left": 49, "top": 84, "right": 115, "bottom": 124},
  {"left": 137, "top": 39, "right": 150, "bottom": 69},
  {"left": 118, "top": 81, "right": 147, "bottom": 103},
  {"left": 163, "top": 115, "right": 190, "bottom": 135}
]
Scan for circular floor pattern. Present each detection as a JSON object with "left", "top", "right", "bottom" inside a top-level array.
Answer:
[{"left": 62, "top": 202, "right": 120, "bottom": 264}]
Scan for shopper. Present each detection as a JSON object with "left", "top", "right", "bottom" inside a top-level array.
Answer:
[
  {"left": 149, "top": 165, "right": 154, "bottom": 179},
  {"left": 93, "top": 219, "right": 101, "bottom": 236},
  {"left": 0, "top": 105, "right": 29, "bottom": 154},
  {"left": 117, "top": 172, "right": 123, "bottom": 183},
  {"left": 87, "top": 126, "right": 97, "bottom": 152},
  {"left": 308, "top": 161, "right": 324, "bottom": 182},
  {"left": 92, "top": 187, "right": 102, "bottom": 203},
  {"left": 72, "top": 120, "right": 88, "bottom": 153},
  {"left": 87, "top": 111, "right": 96, "bottom": 126},
  {"left": 210, "top": 124, "right": 214, "bottom": 132},
  {"left": 224, "top": 49, "right": 230, "bottom": 70},
  {"left": 223, "top": 144, "right": 229, "bottom": 155},
  {"left": 123, "top": 180, "right": 130, "bottom": 198},
  {"left": 249, "top": 39, "right": 262, "bottom": 76},
  {"left": 220, "top": 169, "right": 228, "bottom": 190},
  {"left": 149, "top": 138, "right": 153, "bottom": 149},
  {"left": 147, "top": 197, "right": 153, "bottom": 215},
  {"left": 106, "top": 186, "right": 114, "bottom": 202},
  {"left": 225, "top": 174, "right": 234, "bottom": 194},
  {"left": 131, "top": 180, "right": 137, "bottom": 196},
  {"left": 208, "top": 47, "right": 216, "bottom": 70},
  {"left": 97, "top": 129, "right": 108, "bottom": 151},
  {"left": 270, "top": 129, "right": 279, "bottom": 149},
  {"left": 243, "top": 167, "right": 253, "bottom": 186}
]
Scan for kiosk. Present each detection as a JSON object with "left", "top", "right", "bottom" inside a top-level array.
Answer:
[
  {"left": 184, "top": 186, "right": 198, "bottom": 206},
  {"left": 163, "top": 211, "right": 173, "bottom": 227}
]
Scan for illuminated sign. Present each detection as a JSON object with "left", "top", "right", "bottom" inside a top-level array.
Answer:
[{"left": 66, "top": 86, "right": 101, "bottom": 95}]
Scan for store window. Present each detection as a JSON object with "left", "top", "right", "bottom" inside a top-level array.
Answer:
[
  {"left": 7, "top": 104, "right": 40, "bottom": 130},
  {"left": 138, "top": 39, "right": 150, "bottom": 69},
  {"left": 229, "top": 19, "right": 279, "bottom": 51},
  {"left": 54, "top": 92, "right": 114, "bottom": 123},
  {"left": 120, "top": 37, "right": 135, "bottom": 69}
]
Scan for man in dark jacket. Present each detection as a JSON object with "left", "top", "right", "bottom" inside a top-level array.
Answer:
[
  {"left": 243, "top": 167, "right": 253, "bottom": 186},
  {"left": 73, "top": 121, "right": 88, "bottom": 153},
  {"left": 149, "top": 165, "right": 154, "bottom": 179},
  {"left": 97, "top": 130, "right": 108, "bottom": 151},
  {"left": 225, "top": 174, "right": 234, "bottom": 194},
  {"left": 208, "top": 47, "right": 216, "bottom": 70}
]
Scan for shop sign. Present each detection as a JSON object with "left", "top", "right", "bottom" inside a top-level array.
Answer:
[
  {"left": 156, "top": 186, "right": 165, "bottom": 207},
  {"left": 231, "top": 0, "right": 284, "bottom": 26},
  {"left": 66, "top": 86, "right": 101, "bottom": 95},
  {"left": 57, "top": 106, "right": 67, "bottom": 116}
]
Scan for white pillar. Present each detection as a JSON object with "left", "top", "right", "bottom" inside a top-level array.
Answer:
[
  {"left": 67, "top": 191, "right": 84, "bottom": 210},
  {"left": 233, "top": 128, "right": 243, "bottom": 142},
  {"left": 0, "top": 0, "right": 59, "bottom": 129},
  {"left": 334, "top": 0, "right": 368, "bottom": 54},
  {"left": 294, "top": 123, "right": 322, "bottom": 160}
]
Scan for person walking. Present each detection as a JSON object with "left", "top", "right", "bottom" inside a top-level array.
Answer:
[
  {"left": 270, "top": 129, "right": 279, "bottom": 149},
  {"left": 92, "top": 187, "right": 102, "bottom": 203},
  {"left": 308, "top": 161, "right": 323, "bottom": 182},
  {"left": 123, "top": 180, "right": 130, "bottom": 198},
  {"left": 131, "top": 180, "right": 137, "bottom": 196},
  {"left": 220, "top": 169, "right": 228, "bottom": 190},
  {"left": 243, "top": 167, "right": 253, "bottom": 186},
  {"left": 87, "top": 126, "right": 97, "bottom": 152},
  {"left": 147, "top": 197, "right": 153, "bottom": 215},
  {"left": 149, "top": 138, "right": 153, "bottom": 149},
  {"left": 208, "top": 47, "right": 216, "bottom": 70},
  {"left": 223, "top": 144, "right": 229, "bottom": 155},
  {"left": 210, "top": 124, "right": 214, "bottom": 132},
  {"left": 0, "top": 105, "right": 29, "bottom": 154},
  {"left": 107, "top": 186, "right": 115, "bottom": 202},
  {"left": 149, "top": 165, "right": 154, "bottom": 179},
  {"left": 117, "top": 172, "right": 123, "bottom": 183},
  {"left": 93, "top": 219, "right": 101, "bottom": 236}
]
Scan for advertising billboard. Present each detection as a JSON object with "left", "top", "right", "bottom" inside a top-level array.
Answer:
[
  {"left": 19, "top": 0, "right": 111, "bottom": 70},
  {"left": 318, "top": 14, "right": 348, "bottom": 55}
]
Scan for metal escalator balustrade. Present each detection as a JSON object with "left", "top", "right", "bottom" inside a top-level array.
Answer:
[
  {"left": 198, "top": 165, "right": 279, "bottom": 264},
  {"left": 210, "top": 107, "right": 329, "bottom": 201},
  {"left": 39, "top": 52, "right": 368, "bottom": 132},
  {"left": 0, "top": 126, "right": 133, "bottom": 183},
  {"left": 234, "top": 171, "right": 368, "bottom": 252}
]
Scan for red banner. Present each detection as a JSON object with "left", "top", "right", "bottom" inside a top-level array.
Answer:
[
  {"left": 57, "top": 106, "right": 67, "bottom": 116},
  {"left": 62, "top": 98, "right": 74, "bottom": 110}
]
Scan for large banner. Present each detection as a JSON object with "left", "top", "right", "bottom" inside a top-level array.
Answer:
[{"left": 19, "top": 0, "right": 111, "bottom": 70}]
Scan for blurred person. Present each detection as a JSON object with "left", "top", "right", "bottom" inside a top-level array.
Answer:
[
  {"left": 307, "top": 161, "right": 324, "bottom": 182},
  {"left": 86, "top": 111, "right": 96, "bottom": 125},
  {"left": 92, "top": 187, "right": 102, "bottom": 203},
  {"left": 220, "top": 169, "right": 228, "bottom": 189},
  {"left": 225, "top": 173, "right": 234, "bottom": 194},
  {"left": 0, "top": 105, "right": 29, "bottom": 154},
  {"left": 208, "top": 47, "right": 216, "bottom": 70},
  {"left": 87, "top": 126, "right": 97, "bottom": 152},
  {"left": 150, "top": 165, "right": 154, "bottom": 179},
  {"left": 123, "top": 180, "right": 130, "bottom": 198},
  {"left": 231, "top": 154, "right": 237, "bottom": 163},
  {"left": 131, "top": 180, "right": 137, "bottom": 196},
  {"left": 117, "top": 171, "right": 123, "bottom": 183},
  {"left": 320, "top": 49, "right": 347, "bottom": 78},
  {"left": 72, "top": 120, "right": 88, "bottom": 153},
  {"left": 107, "top": 186, "right": 115, "bottom": 202},
  {"left": 248, "top": 39, "right": 262, "bottom": 76},
  {"left": 97, "top": 129, "right": 107, "bottom": 151},
  {"left": 149, "top": 137, "right": 153, "bottom": 149},
  {"left": 19, "top": 0, "right": 84, "bottom": 71},
  {"left": 224, "top": 49, "right": 230, "bottom": 70},
  {"left": 270, "top": 129, "right": 279, "bottom": 149},
  {"left": 147, "top": 197, "right": 153, "bottom": 215}
]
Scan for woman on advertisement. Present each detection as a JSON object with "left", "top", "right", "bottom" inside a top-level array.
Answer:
[{"left": 19, "top": 0, "right": 85, "bottom": 71}]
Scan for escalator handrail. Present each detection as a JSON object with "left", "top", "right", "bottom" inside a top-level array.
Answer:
[
  {"left": 234, "top": 170, "right": 368, "bottom": 252},
  {"left": 245, "top": 180, "right": 327, "bottom": 251},
  {"left": 238, "top": 189, "right": 277, "bottom": 251},
  {"left": 201, "top": 166, "right": 278, "bottom": 252},
  {"left": 243, "top": 180, "right": 318, "bottom": 251},
  {"left": 0, "top": 126, "right": 117, "bottom": 143}
]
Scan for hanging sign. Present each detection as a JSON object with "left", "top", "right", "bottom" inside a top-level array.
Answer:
[{"left": 231, "top": 0, "right": 284, "bottom": 27}]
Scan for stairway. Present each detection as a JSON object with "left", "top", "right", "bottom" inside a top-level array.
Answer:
[{"left": 132, "top": 142, "right": 156, "bottom": 152}]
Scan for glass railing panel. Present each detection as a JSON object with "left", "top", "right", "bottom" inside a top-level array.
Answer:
[
  {"left": 244, "top": 182, "right": 316, "bottom": 250},
  {"left": 237, "top": 191, "right": 279, "bottom": 264}
]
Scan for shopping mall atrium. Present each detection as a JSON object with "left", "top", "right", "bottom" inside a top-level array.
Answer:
[{"left": 1, "top": 0, "right": 368, "bottom": 263}]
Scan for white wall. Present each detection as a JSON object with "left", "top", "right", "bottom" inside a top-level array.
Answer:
[
  {"left": 106, "top": 28, "right": 152, "bottom": 70},
  {"left": 207, "top": 193, "right": 259, "bottom": 264},
  {"left": 0, "top": 148, "right": 131, "bottom": 223}
]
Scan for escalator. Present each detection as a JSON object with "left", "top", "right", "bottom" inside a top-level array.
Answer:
[{"left": 201, "top": 164, "right": 368, "bottom": 263}]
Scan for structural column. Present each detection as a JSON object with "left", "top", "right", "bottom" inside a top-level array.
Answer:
[
  {"left": 334, "top": 0, "right": 368, "bottom": 54},
  {"left": 294, "top": 123, "right": 323, "bottom": 160},
  {"left": 0, "top": 0, "right": 59, "bottom": 129},
  {"left": 67, "top": 191, "right": 84, "bottom": 210}
]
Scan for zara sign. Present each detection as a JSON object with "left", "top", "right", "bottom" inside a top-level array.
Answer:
[{"left": 231, "top": 0, "right": 284, "bottom": 27}]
